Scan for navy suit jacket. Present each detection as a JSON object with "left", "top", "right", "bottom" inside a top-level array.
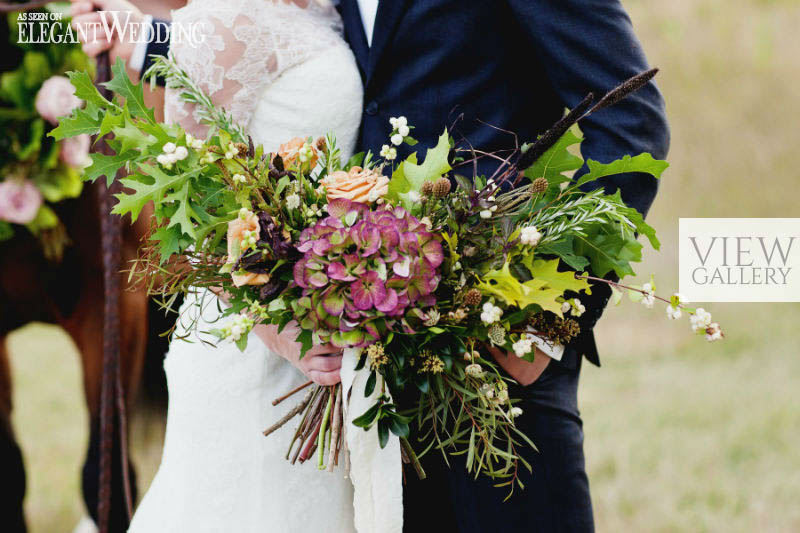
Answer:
[{"left": 144, "top": 0, "right": 669, "bottom": 369}]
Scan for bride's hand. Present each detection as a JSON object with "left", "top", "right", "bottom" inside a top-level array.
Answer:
[
  {"left": 70, "top": 0, "right": 144, "bottom": 60},
  {"left": 252, "top": 323, "right": 343, "bottom": 386}
]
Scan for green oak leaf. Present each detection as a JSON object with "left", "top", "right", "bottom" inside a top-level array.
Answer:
[
  {"left": 573, "top": 229, "right": 643, "bottom": 279},
  {"left": 103, "top": 57, "right": 156, "bottom": 123},
  {"left": 536, "top": 236, "right": 590, "bottom": 271},
  {"left": 162, "top": 180, "right": 199, "bottom": 239},
  {"left": 67, "top": 69, "right": 114, "bottom": 110},
  {"left": 522, "top": 257, "right": 590, "bottom": 295},
  {"left": 387, "top": 130, "right": 451, "bottom": 209},
  {"left": 112, "top": 164, "right": 200, "bottom": 221},
  {"left": 576, "top": 154, "right": 669, "bottom": 188},
  {"left": 476, "top": 261, "right": 566, "bottom": 316},
  {"left": 48, "top": 106, "right": 102, "bottom": 140},
  {"left": 84, "top": 151, "right": 135, "bottom": 185},
  {"left": 151, "top": 225, "right": 192, "bottom": 263},
  {"left": 524, "top": 129, "right": 583, "bottom": 187}
]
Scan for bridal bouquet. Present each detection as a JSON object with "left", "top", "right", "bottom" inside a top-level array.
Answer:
[
  {"left": 1, "top": 10, "right": 92, "bottom": 260},
  {"left": 51, "top": 57, "right": 723, "bottom": 490}
]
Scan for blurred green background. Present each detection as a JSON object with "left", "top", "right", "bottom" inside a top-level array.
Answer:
[{"left": 6, "top": 0, "right": 800, "bottom": 531}]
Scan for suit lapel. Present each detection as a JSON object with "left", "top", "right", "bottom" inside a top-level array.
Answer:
[
  {"left": 366, "top": 0, "right": 411, "bottom": 84},
  {"left": 339, "top": 0, "right": 370, "bottom": 77}
]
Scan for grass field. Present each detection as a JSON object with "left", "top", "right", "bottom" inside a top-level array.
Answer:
[{"left": 6, "top": 0, "right": 800, "bottom": 531}]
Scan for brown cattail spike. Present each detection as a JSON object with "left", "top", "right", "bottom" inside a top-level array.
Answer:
[
  {"left": 531, "top": 177, "right": 548, "bottom": 194},
  {"left": 433, "top": 177, "right": 451, "bottom": 197},
  {"left": 421, "top": 181, "right": 435, "bottom": 196},
  {"left": 463, "top": 288, "right": 482, "bottom": 307}
]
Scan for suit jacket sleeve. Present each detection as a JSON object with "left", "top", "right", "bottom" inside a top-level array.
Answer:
[
  {"left": 506, "top": 0, "right": 671, "bottom": 356},
  {"left": 142, "top": 19, "right": 172, "bottom": 84}
]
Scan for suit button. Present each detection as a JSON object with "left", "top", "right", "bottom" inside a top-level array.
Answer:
[{"left": 365, "top": 101, "right": 379, "bottom": 116}]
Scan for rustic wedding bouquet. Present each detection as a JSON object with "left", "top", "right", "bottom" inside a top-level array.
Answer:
[{"left": 51, "top": 56, "right": 723, "bottom": 490}]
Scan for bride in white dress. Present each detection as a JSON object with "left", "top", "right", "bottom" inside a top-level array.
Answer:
[
  {"left": 131, "top": 1, "right": 363, "bottom": 531},
  {"left": 74, "top": 0, "right": 371, "bottom": 531}
]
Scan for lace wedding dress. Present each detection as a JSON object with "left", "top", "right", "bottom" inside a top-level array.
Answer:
[{"left": 128, "top": 1, "right": 401, "bottom": 532}]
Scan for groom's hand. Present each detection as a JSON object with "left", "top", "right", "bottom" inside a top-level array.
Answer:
[
  {"left": 486, "top": 345, "right": 551, "bottom": 386},
  {"left": 70, "top": 0, "right": 143, "bottom": 60}
]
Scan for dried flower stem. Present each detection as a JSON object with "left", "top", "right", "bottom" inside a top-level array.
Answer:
[
  {"left": 327, "top": 386, "right": 342, "bottom": 472},
  {"left": 272, "top": 380, "right": 313, "bottom": 406},
  {"left": 263, "top": 388, "right": 314, "bottom": 437}
]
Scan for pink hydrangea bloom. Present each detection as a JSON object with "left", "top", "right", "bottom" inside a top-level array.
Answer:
[{"left": 0, "top": 180, "right": 43, "bottom": 224}]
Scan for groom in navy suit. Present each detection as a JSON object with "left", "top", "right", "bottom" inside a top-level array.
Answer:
[
  {"left": 82, "top": 0, "right": 669, "bottom": 530},
  {"left": 331, "top": 2, "right": 669, "bottom": 532}
]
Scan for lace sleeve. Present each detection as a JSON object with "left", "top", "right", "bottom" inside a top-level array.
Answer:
[{"left": 164, "top": 0, "right": 344, "bottom": 137}]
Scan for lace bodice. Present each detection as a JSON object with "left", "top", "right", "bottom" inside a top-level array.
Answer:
[
  {"left": 166, "top": 0, "right": 361, "bottom": 155},
  {"left": 129, "top": 1, "right": 372, "bottom": 532}
]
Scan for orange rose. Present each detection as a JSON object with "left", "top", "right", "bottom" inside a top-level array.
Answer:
[
  {"left": 227, "top": 212, "right": 270, "bottom": 287},
  {"left": 320, "top": 166, "right": 389, "bottom": 204},
  {"left": 275, "top": 137, "right": 319, "bottom": 169}
]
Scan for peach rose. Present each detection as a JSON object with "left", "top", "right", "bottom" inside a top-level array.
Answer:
[
  {"left": 35, "top": 76, "right": 82, "bottom": 125},
  {"left": 227, "top": 212, "right": 270, "bottom": 287},
  {"left": 275, "top": 137, "right": 319, "bottom": 169},
  {"left": 320, "top": 166, "right": 389, "bottom": 204}
]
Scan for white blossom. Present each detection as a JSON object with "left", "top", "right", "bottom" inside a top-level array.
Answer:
[
  {"left": 479, "top": 209, "right": 492, "bottom": 219},
  {"left": 390, "top": 116, "right": 408, "bottom": 129},
  {"left": 465, "top": 363, "right": 484, "bottom": 379},
  {"left": 162, "top": 142, "right": 176, "bottom": 154},
  {"left": 520, "top": 226, "right": 542, "bottom": 246},
  {"left": 563, "top": 298, "right": 585, "bottom": 317},
  {"left": 509, "top": 407, "right": 523, "bottom": 418},
  {"left": 390, "top": 133, "right": 404, "bottom": 146},
  {"left": 232, "top": 173, "right": 247, "bottom": 184},
  {"left": 286, "top": 193, "right": 301, "bottom": 210},
  {"left": 641, "top": 283, "right": 656, "bottom": 309},
  {"left": 480, "top": 302, "right": 503, "bottom": 325},
  {"left": 380, "top": 144, "right": 397, "bottom": 160},
  {"left": 398, "top": 125, "right": 410, "bottom": 137},
  {"left": 174, "top": 146, "right": 189, "bottom": 161}
]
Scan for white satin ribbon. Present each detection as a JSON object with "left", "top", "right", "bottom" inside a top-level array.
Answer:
[{"left": 340, "top": 347, "right": 403, "bottom": 533}]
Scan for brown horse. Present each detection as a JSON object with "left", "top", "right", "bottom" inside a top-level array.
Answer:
[{"left": 1, "top": 2, "right": 186, "bottom": 531}]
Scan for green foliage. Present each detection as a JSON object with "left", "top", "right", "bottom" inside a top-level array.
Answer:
[
  {"left": 524, "top": 129, "right": 583, "bottom": 189},
  {"left": 386, "top": 130, "right": 451, "bottom": 210}
]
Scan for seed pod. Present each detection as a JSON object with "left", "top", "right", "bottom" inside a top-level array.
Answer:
[
  {"left": 421, "top": 181, "right": 435, "bottom": 196},
  {"left": 532, "top": 177, "right": 548, "bottom": 194},
  {"left": 433, "top": 177, "right": 451, "bottom": 197},
  {"left": 234, "top": 142, "right": 249, "bottom": 156},
  {"left": 315, "top": 137, "right": 327, "bottom": 152},
  {"left": 463, "top": 288, "right": 482, "bottom": 307}
]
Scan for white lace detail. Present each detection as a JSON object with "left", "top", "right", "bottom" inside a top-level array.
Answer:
[{"left": 166, "top": 0, "right": 345, "bottom": 135}]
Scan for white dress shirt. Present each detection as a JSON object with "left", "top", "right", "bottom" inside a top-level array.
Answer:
[{"left": 356, "top": 0, "right": 379, "bottom": 45}]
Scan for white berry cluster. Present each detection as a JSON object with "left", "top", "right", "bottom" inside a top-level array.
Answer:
[
  {"left": 305, "top": 205, "right": 323, "bottom": 218},
  {"left": 479, "top": 383, "right": 509, "bottom": 406},
  {"left": 224, "top": 141, "right": 239, "bottom": 160},
  {"left": 156, "top": 142, "right": 189, "bottom": 168},
  {"left": 185, "top": 133, "right": 204, "bottom": 150},
  {"left": 666, "top": 292, "right": 686, "bottom": 320},
  {"left": 240, "top": 228, "right": 258, "bottom": 251},
  {"left": 520, "top": 225, "right": 542, "bottom": 247},
  {"left": 220, "top": 312, "right": 255, "bottom": 342},
  {"left": 512, "top": 334, "right": 535, "bottom": 358},
  {"left": 232, "top": 173, "right": 247, "bottom": 185},
  {"left": 641, "top": 282, "right": 656, "bottom": 308},
  {"left": 480, "top": 302, "right": 503, "bottom": 324},
  {"left": 561, "top": 298, "right": 585, "bottom": 317},
  {"left": 689, "top": 308, "right": 722, "bottom": 341},
  {"left": 509, "top": 406, "right": 524, "bottom": 418}
]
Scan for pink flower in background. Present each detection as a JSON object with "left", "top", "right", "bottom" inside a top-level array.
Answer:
[
  {"left": 0, "top": 180, "right": 43, "bottom": 224},
  {"left": 35, "top": 76, "right": 82, "bottom": 124},
  {"left": 59, "top": 135, "right": 92, "bottom": 168}
]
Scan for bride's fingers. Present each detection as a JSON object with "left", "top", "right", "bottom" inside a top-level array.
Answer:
[
  {"left": 304, "top": 354, "right": 342, "bottom": 373},
  {"left": 307, "top": 369, "right": 341, "bottom": 386},
  {"left": 70, "top": 1, "right": 94, "bottom": 17}
]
